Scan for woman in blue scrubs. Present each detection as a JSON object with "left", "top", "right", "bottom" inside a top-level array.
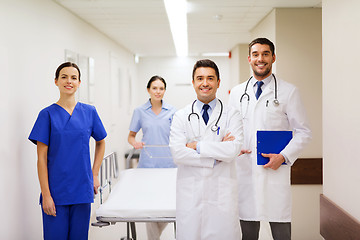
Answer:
[
  {"left": 128, "top": 75, "right": 176, "bottom": 168},
  {"left": 29, "top": 62, "right": 107, "bottom": 240},
  {"left": 128, "top": 75, "right": 176, "bottom": 239}
]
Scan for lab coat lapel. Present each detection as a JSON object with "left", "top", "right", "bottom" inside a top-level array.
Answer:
[
  {"left": 193, "top": 104, "right": 207, "bottom": 133},
  {"left": 257, "top": 76, "right": 275, "bottom": 102},
  {"left": 262, "top": 78, "right": 275, "bottom": 99},
  {"left": 206, "top": 99, "right": 220, "bottom": 131}
]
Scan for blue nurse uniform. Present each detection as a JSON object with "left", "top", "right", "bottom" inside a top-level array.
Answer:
[
  {"left": 129, "top": 100, "right": 176, "bottom": 168},
  {"left": 29, "top": 102, "right": 107, "bottom": 239}
]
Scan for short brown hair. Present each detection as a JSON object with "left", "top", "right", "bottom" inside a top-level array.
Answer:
[
  {"left": 192, "top": 59, "right": 220, "bottom": 80},
  {"left": 249, "top": 38, "right": 275, "bottom": 56}
]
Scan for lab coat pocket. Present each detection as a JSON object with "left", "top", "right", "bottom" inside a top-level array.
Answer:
[
  {"left": 176, "top": 177, "right": 196, "bottom": 212},
  {"left": 267, "top": 165, "right": 290, "bottom": 185},
  {"left": 264, "top": 103, "right": 289, "bottom": 130},
  {"left": 218, "top": 177, "right": 238, "bottom": 213}
]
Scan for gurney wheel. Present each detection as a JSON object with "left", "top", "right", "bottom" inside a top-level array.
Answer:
[{"left": 91, "top": 221, "right": 110, "bottom": 227}]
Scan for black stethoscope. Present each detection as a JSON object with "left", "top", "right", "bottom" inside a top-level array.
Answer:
[
  {"left": 188, "top": 99, "right": 223, "bottom": 135},
  {"left": 240, "top": 74, "right": 279, "bottom": 117}
]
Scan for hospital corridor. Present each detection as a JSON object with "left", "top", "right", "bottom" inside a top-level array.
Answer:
[{"left": 1, "top": 0, "right": 360, "bottom": 239}]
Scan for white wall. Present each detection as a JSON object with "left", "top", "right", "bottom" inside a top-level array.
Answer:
[
  {"left": 229, "top": 44, "right": 250, "bottom": 87},
  {"left": 250, "top": 8, "right": 323, "bottom": 240},
  {"left": 323, "top": 0, "right": 360, "bottom": 221},
  {"left": 276, "top": 8, "right": 322, "bottom": 158},
  {"left": 0, "top": 0, "right": 136, "bottom": 239},
  {"left": 136, "top": 56, "right": 232, "bottom": 111}
]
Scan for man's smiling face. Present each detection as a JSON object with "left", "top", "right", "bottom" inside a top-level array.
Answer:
[
  {"left": 248, "top": 43, "right": 276, "bottom": 80},
  {"left": 192, "top": 67, "right": 220, "bottom": 104}
]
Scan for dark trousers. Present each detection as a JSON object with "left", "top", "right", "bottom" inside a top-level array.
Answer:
[{"left": 240, "top": 220, "right": 291, "bottom": 240}]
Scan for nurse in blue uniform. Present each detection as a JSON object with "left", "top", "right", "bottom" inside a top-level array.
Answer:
[
  {"left": 127, "top": 75, "right": 176, "bottom": 239},
  {"left": 29, "top": 62, "right": 107, "bottom": 240}
]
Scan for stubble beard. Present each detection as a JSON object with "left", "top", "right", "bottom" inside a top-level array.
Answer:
[{"left": 253, "top": 67, "right": 271, "bottom": 78}]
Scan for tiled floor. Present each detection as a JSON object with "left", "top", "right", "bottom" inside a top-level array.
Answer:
[
  {"left": 89, "top": 217, "right": 272, "bottom": 240},
  {"left": 89, "top": 220, "right": 176, "bottom": 240}
]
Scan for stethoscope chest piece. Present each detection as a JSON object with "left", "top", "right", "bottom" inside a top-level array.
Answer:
[
  {"left": 211, "top": 125, "right": 219, "bottom": 132},
  {"left": 273, "top": 99, "right": 279, "bottom": 106}
]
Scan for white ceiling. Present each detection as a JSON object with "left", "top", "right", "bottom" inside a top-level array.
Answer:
[{"left": 54, "top": 0, "right": 322, "bottom": 57}]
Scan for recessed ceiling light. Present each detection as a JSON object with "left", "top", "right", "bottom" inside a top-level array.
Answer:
[{"left": 164, "top": 0, "right": 188, "bottom": 57}]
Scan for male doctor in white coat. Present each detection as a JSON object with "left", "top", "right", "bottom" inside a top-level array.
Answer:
[
  {"left": 170, "top": 59, "right": 243, "bottom": 240},
  {"left": 228, "top": 38, "right": 312, "bottom": 240}
]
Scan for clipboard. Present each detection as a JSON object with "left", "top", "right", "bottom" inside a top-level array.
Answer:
[{"left": 257, "top": 130, "right": 293, "bottom": 165}]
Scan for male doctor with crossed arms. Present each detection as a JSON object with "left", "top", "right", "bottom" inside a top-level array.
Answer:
[{"left": 170, "top": 59, "right": 243, "bottom": 239}]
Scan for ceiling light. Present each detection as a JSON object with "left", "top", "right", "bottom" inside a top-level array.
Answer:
[
  {"left": 134, "top": 54, "right": 139, "bottom": 64},
  {"left": 213, "top": 14, "right": 223, "bottom": 21},
  {"left": 164, "top": 0, "right": 188, "bottom": 57},
  {"left": 202, "top": 52, "right": 230, "bottom": 57}
]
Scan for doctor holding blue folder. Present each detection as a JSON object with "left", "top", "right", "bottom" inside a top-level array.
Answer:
[{"left": 229, "top": 38, "right": 312, "bottom": 240}]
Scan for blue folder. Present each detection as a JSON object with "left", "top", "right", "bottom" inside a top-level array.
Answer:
[{"left": 256, "top": 130, "right": 293, "bottom": 165}]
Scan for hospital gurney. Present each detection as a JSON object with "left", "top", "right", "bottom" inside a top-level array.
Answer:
[
  {"left": 92, "top": 149, "right": 176, "bottom": 240},
  {"left": 125, "top": 145, "right": 173, "bottom": 169}
]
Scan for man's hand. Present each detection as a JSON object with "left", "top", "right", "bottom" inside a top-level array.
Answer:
[
  {"left": 186, "top": 141, "right": 197, "bottom": 150},
  {"left": 238, "top": 149, "right": 252, "bottom": 156},
  {"left": 262, "top": 153, "right": 285, "bottom": 170},
  {"left": 222, "top": 132, "right": 235, "bottom": 142}
]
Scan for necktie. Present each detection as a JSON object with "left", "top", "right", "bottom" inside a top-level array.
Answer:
[
  {"left": 255, "top": 81, "right": 264, "bottom": 100},
  {"left": 202, "top": 104, "right": 210, "bottom": 125}
]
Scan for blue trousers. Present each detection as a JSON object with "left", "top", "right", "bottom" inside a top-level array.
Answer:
[{"left": 42, "top": 203, "right": 91, "bottom": 240}]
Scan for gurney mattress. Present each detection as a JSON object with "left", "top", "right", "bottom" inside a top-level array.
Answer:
[{"left": 96, "top": 168, "right": 177, "bottom": 219}]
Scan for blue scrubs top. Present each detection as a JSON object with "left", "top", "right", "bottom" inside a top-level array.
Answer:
[
  {"left": 29, "top": 102, "right": 107, "bottom": 205},
  {"left": 129, "top": 100, "right": 176, "bottom": 168}
]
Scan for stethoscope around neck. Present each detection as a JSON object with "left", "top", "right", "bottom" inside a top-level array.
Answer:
[
  {"left": 188, "top": 99, "right": 223, "bottom": 134},
  {"left": 240, "top": 74, "right": 279, "bottom": 117}
]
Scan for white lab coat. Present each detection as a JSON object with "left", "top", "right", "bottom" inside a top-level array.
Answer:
[
  {"left": 228, "top": 75, "right": 312, "bottom": 222},
  {"left": 169, "top": 98, "right": 243, "bottom": 240}
]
